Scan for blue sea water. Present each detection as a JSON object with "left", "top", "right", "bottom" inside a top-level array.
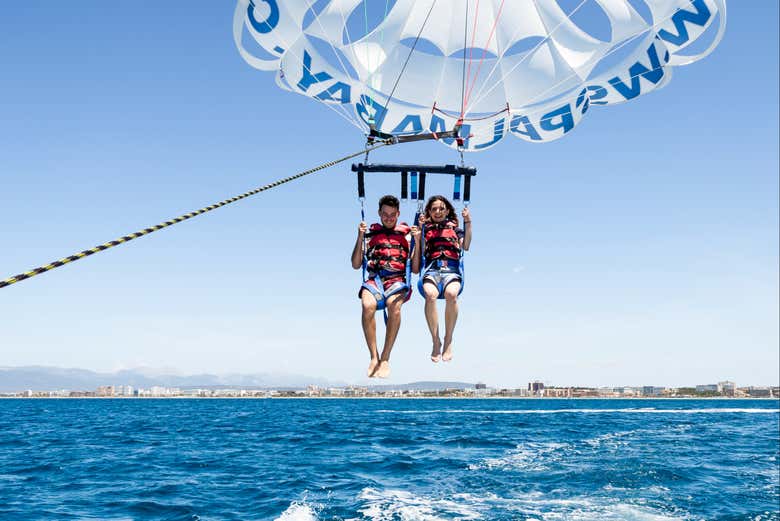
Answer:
[{"left": 0, "top": 399, "right": 777, "bottom": 520}]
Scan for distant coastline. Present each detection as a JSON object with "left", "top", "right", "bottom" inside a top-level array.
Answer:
[{"left": 3, "top": 395, "right": 778, "bottom": 400}]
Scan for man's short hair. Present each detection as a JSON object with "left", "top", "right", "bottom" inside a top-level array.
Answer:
[{"left": 378, "top": 195, "right": 400, "bottom": 210}]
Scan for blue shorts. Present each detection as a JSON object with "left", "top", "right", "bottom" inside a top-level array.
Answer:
[{"left": 422, "top": 265, "right": 462, "bottom": 293}]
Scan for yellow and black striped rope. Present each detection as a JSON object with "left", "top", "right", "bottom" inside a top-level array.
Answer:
[{"left": 1, "top": 141, "right": 392, "bottom": 290}]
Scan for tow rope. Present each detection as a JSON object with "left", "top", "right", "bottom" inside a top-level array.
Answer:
[{"left": 0, "top": 141, "right": 392, "bottom": 290}]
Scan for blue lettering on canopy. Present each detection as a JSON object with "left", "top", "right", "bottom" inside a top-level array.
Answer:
[
  {"left": 607, "top": 42, "right": 666, "bottom": 101},
  {"left": 658, "top": 0, "right": 711, "bottom": 46},
  {"left": 540, "top": 104, "right": 575, "bottom": 134},
  {"left": 247, "top": 0, "right": 280, "bottom": 35},
  {"left": 297, "top": 50, "right": 332, "bottom": 92},
  {"left": 575, "top": 88, "right": 591, "bottom": 114},
  {"left": 430, "top": 115, "right": 471, "bottom": 148},
  {"left": 474, "top": 118, "right": 505, "bottom": 150},
  {"left": 315, "top": 82, "right": 351, "bottom": 104},
  {"left": 392, "top": 114, "right": 423, "bottom": 134},
  {"left": 509, "top": 114, "right": 542, "bottom": 141},
  {"left": 583, "top": 85, "right": 609, "bottom": 105},
  {"left": 356, "top": 94, "right": 387, "bottom": 129}
]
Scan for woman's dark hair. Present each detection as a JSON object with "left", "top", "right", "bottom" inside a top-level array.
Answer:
[
  {"left": 424, "top": 195, "right": 458, "bottom": 226},
  {"left": 378, "top": 195, "right": 400, "bottom": 210}
]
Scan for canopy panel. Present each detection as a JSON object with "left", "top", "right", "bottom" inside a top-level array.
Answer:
[{"left": 235, "top": 0, "right": 726, "bottom": 151}]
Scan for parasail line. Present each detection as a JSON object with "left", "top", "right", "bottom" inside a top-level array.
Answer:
[
  {"left": 466, "top": 0, "right": 706, "bottom": 116},
  {"left": 379, "top": 0, "right": 439, "bottom": 123},
  {"left": 0, "top": 142, "right": 393, "bottom": 290},
  {"left": 460, "top": 0, "right": 469, "bottom": 118},
  {"left": 463, "top": 0, "right": 506, "bottom": 110},
  {"left": 462, "top": 0, "right": 482, "bottom": 116},
  {"left": 463, "top": 0, "right": 591, "bottom": 115},
  {"left": 497, "top": 1, "right": 710, "bottom": 119},
  {"left": 298, "top": 0, "right": 367, "bottom": 131},
  {"left": 459, "top": 56, "right": 702, "bottom": 149}
]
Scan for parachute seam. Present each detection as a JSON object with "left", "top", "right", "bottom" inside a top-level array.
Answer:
[
  {"left": 300, "top": 0, "right": 365, "bottom": 127},
  {"left": 267, "top": 3, "right": 364, "bottom": 132},
  {"left": 465, "top": 0, "right": 701, "bottom": 114},
  {"left": 462, "top": 0, "right": 481, "bottom": 116},
  {"left": 463, "top": 0, "right": 506, "bottom": 109},
  {"left": 463, "top": 0, "right": 591, "bottom": 115},
  {"left": 379, "top": 0, "right": 439, "bottom": 125},
  {"left": 460, "top": 0, "right": 469, "bottom": 118},
  {"left": 509, "top": 3, "right": 698, "bottom": 115}
]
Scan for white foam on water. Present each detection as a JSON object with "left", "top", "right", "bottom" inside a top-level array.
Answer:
[
  {"left": 275, "top": 501, "right": 319, "bottom": 521},
  {"left": 583, "top": 430, "right": 636, "bottom": 448},
  {"left": 750, "top": 512, "right": 780, "bottom": 521},
  {"left": 582, "top": 424, "right": 691, "bottom": 448},
  {"left": 468, "top": 441, "right": 570, "bottom": 471},
  {"left": 350, "top": 487, "right": 483, "bottom": 520},
  {"left": 348, "top": 488, "right": 688, "bottom": 521},
  {"left": 378, "top": 408, "right": 779, "bottom": 415}
]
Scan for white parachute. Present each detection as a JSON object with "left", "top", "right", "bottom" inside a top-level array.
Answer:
[{"left": 234, "top": 0, "right": 726, "bottom": 151}]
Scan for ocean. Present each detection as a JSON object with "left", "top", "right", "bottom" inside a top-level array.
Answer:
[{"left": 0, "top": 398, "right": 777, "bottom": 520}]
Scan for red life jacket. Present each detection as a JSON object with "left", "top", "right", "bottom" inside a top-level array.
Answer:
[
  {"left": 366, "top": 222, "right": 411, "bottom": 275},
  {"left": 424, "top": 219, "right": 460, "bottom": 262}
]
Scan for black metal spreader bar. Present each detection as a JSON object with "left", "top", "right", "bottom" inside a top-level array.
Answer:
[
  {"left": 351, "top": 163, "right": 476, "bottom": 204},
  {"left": 351, "top": 163, "right": 476, "bottom": 176}
]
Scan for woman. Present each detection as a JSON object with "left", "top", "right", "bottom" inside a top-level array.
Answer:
[{"left": 416, "top": 195, "right": 472, "bottom": 362}]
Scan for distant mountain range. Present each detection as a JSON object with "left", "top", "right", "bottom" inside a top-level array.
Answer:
[{"left": 0, "top": 366, "right": 475, "bottom": 393}]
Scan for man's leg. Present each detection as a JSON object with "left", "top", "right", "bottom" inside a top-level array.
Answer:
[
  {"left": 442, "top": 281, "right": 461, "bottom": 362},
  {"left": 360, "top": 289, "right": 380, "bottom": 376},
  {"left": 374, "top": 292, "right": 405, "bottom": 378},
  {"left": 423, "top": 282, "right": 442, "bottom": 362}
]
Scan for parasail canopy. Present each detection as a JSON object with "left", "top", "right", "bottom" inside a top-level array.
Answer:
[{"left": 234, "top": 0, "right": 726, "bottom": 151}]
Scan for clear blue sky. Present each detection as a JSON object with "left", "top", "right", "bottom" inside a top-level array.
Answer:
[{"left": 1, "top": 2, "right": 777, "bottom": 388}]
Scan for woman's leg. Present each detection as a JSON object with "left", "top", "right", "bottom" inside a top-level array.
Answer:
[
  {"left": 441, "top": 281, "right": 461, "bottom": 361},
  {"left": 422, "top": 282, "right": 442, "bottom": 362}
]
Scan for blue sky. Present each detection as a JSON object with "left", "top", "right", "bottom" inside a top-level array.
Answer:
[{"left": 1, "top": 2, "right": 777, "bottom": 388}]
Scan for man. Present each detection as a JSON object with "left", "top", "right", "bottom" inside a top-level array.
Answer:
[{"left": 351, "top": 195, "right": 420, "bottom": 378}]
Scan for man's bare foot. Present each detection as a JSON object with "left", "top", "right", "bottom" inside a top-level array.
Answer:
[
  {"left": 431, "top": 338, "right": 442, "bottom": 362},
  {"left": 442, "top": 339, "right": 454, "bottom": 362},
  {"left": 374, "top": 360, "right": 391, "bottom": 378},
  {"left": 367, "top": 358, "right": 379, "bottom": 377}
]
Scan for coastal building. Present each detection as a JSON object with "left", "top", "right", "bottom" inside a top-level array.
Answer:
[
  {"left": 642, "top": 386, "right": 666, "bottom": 397},
  {"left": 116, "top": 385, "right": 134, "bottom": 397},
  {"left": 696, "top": 384, "right": 718, "bottom": 393},
  {"left": 97, "top": 386, "right": 115, "bottom": 397},
  {"left": 717, "top": 381, "right": 736, "bottom": 396},
  {"left": 528, "top": 381, "right": 545, "bottom": 396},
  {"left": 545, "top": 387, "right": 572, "bottom": 398},
  {"left": 570, "top": 388, "right": 600, "bottom": 398},
  {"left": 742, "top": 386, "right": 772, "bottom": 398}
]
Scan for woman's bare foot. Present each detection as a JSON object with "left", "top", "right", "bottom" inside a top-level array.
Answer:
[
  {"left": 442, "top": 339, "right": 454, "bottom": 362},
  {"left": 431, "top": 338, "right": 442, "bottom": 362},
  {"left": 367, "top": 358, "right": 379, "bottom": 377},
  {"left": 374, "top": 360, "right": 391, "bottom": 378}
]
